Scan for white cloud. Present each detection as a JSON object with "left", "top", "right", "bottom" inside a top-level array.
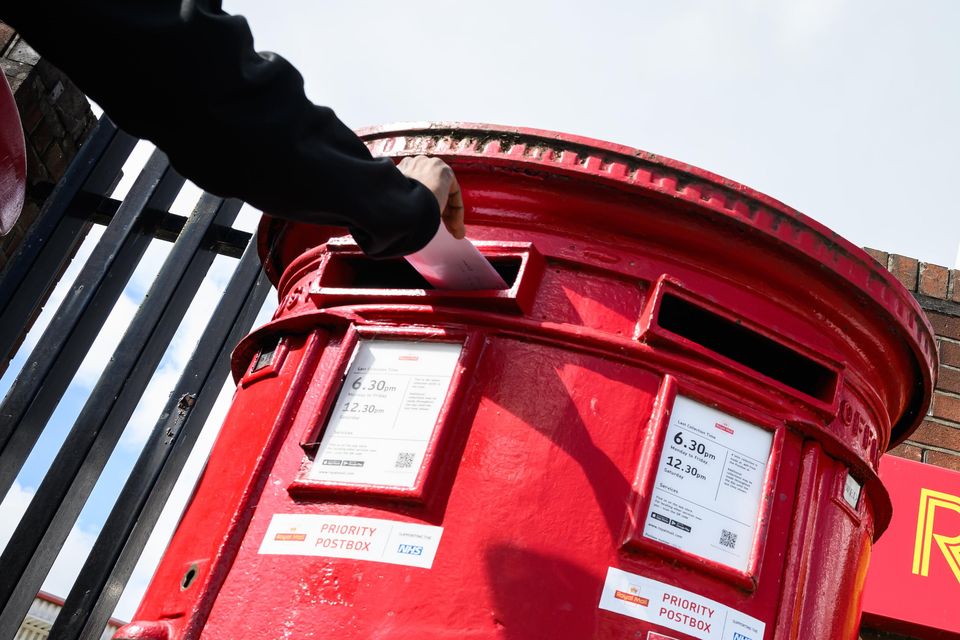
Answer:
[
  {"left": 122, "top": 257, "right": 233, "bottom": 446},
  {"left": 122, "top": 367, "right": 180, "bottom": 447},
  {"left": 127, "top": 241, "right": 172, "bottom": 299},
  {"left": 234, "top": 203, "right": 262, "bottom": 235},
  {"left": 109, "top": 141, "right": 154, "bottom": 203},
  {"left": 53, "top": 230, "right": 233, "bottom": 401},
  {"left": 0, "top": 378, "right": 240, "bottom": 622},
  {"left": 113, "top": 377, "right": 237, "bottom": 621},
  {"left": 0, "top": 480, "right": 34, "bottom": 550},
  {"left": 0, "top": 481, "right": 99, "bottom": 602},
  {"left": 73, "top": 292, "right": 140, "bottom": 390},
  {"left": 168, "top": 182, "right": 204, "bottom": 219},
  {"left": 110, "top": 297, "right": 274, "bottom": 618},
  {"left": 41, "top": 525, "right": 99, "bottom": 599},
  {"left": 9, "top": 225, "right": 106, "bottom": 365}
]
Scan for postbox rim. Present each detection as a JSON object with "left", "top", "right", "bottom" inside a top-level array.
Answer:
[{"left": 256, "top": 121, "right": 936, "bottom": 448}]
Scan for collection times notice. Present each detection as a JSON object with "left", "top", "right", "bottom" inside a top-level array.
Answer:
[
  {"left": 643, "top": 395, "right": 773, "bottom": 572},
  {"left": 308, "top": 340, "right": 462, "bottom": 488}
]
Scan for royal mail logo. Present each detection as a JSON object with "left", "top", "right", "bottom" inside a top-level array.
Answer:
[
  {"left": 715, "top": 422, "right": 734, "bottom": 435},
  {"left": 274, "top": 531, "right": 307, "bottom": 542},
  {"left": 397, "top": 544, "right": 424, "bottom": 556},
  {"left": 913, "top": 487, "right": 960, "bottom": 584},
  {"left": 613, "top": 587, "right": 649, "bottom": 607}
]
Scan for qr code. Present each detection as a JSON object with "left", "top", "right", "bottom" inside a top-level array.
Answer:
[
  {"left": 395, "top": 452, "right": 415, "bottom": 469},
  {"left": 719, "top": 529, "right": 738, "bottom": 549}
]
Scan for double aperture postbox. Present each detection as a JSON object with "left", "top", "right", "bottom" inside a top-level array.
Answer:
[{"left": 116, "top": 124, "right": 936, "bottom": 640}]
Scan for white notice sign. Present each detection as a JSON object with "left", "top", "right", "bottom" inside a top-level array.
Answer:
[
  {"left": 259, "top": 513, "right": 443, "bottom": 569},
  {"left": 308, "top": 340, "right": 462, "bottom": 488},
  {"left": 643, "top": 396, "right": 773, "bottom": 572},
  {"left": 599, "top": 567, "right": 766, "bottom": 640}
]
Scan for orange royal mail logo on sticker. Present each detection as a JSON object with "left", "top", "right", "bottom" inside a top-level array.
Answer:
[
  {"left": 398, "top": 355, "right": 419, "bottom": 361},
  {"left": 274, "top": 529, "right": 307, "bottom": 542},
  {"left": 913, "top": 487, "right": 960, "bottom": 584},
  {"left": 613, "top": 585, "right": 649, "bottom": 607}
]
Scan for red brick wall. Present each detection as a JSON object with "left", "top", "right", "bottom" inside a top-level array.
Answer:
[
  {"left": 865, "top": 248, "right": 960, "bottom": 473},
  {"left": 857, "top": 249, "right": 960, "bottom": 640}
]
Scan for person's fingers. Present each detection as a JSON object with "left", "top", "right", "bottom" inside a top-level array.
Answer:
[
  {"left": 396, "top": 155, "right": 465, "bottom": 238},
  {"left": 442, "top": 174, "right": 466, "bottom": 239},
  {"left": 435, "top": 159, "right": 455, "bottom": 203}
]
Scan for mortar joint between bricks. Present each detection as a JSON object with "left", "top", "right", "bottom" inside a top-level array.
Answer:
[
  {"left": 923, "top": 449, "right": 960, "bottom": 467},
  {"left": 926, "top": 416, "right": 960, "bottom": 428}
]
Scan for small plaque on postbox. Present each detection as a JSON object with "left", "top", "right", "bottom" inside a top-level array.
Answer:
[
  {"left": 306, "top": 340, "right": 463, "bottom": 488},
  {"left": 643, "top": 395, "right": 773, "bottom": 573}
]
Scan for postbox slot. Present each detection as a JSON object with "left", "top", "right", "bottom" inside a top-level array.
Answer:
[
  {"left": 322, "top": 255, "right": 521, "bottom": 290},
  {"left": 307, "top": 243, "right": 543, "bottom": 314},
  {"left": 656, "top": 293, "right": 837, "bottom": 402}
]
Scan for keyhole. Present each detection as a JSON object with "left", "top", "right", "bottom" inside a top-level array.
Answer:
[{"left": 181, "top": 564, "right": 199, "bottom": 590}]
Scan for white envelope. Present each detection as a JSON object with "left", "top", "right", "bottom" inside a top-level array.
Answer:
[{"left": 404, "top": 224, "right": 507, "bottom": 290}]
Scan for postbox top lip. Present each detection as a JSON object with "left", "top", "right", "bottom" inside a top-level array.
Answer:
[{"left": 257, "top": 121, "right": 936, "bottom": 447}]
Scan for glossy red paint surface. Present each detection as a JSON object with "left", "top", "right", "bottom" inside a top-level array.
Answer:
[{"left": 117, "top": 124, "right": 935, "bottom": 640}]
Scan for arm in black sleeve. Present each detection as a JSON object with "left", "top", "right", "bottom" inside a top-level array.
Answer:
[{"left": 0, "top": 0, "right": 440, "bottom": 258}]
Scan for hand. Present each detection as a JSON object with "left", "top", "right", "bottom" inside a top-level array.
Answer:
[{"left": 397, "top": 156, "right": 465, "bottom": 239}]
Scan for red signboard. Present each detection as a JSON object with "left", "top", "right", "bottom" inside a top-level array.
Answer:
[{"left": 862, "top": 455, "right": 960, "bottom": 639}]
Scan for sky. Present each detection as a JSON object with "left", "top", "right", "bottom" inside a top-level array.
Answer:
[
  {"left": 227, "top": 0, "right": 960, "bottom": 267},
  {"left": 1, "top": 0, "right": 959, "bottom": 627}
]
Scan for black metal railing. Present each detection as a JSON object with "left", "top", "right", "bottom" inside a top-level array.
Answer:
[{"left": 0, "top": 117, "right": 272, "bottom": 640}]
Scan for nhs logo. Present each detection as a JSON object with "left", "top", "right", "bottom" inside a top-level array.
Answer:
[
  {"left": 397, "top": 544, "right": 424, "bottom": 556},
  {"left": 732, "top": 634, "right": 753, "bottom": 640}
]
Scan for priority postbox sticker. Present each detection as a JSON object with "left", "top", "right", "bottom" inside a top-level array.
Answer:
[
  {"left": 258, "top": 514, "right": 443, "bottom": 569},
  {"left": 599, "top": 567, "right": 765, "bottom": 640}
]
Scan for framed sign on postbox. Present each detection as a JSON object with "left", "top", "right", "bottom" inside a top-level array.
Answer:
[
  {"left": 290, "top": 325, "right": 483, "bottom": 505},
  {"left": 624, "top": 375, "right": 785, "bottom": 590}
]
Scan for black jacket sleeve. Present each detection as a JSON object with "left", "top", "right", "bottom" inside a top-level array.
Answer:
[{"left": 0, "top": 0, "right": 440, "bottom": 258}]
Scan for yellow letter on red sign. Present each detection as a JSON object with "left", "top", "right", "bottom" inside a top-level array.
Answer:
[{"left": 913, "top": 488, "right": 960, "bottom": 584}]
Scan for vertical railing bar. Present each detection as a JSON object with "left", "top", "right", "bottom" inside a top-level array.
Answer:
[
  {"left": 0, "top": 118, "right": 136, "bottom": 370},
  {"left": 0, "top": 150, "right": 183, "bottom": 503},
  {"left": 0, "top": 191, "right": 238, "bottom": 638},
  {"left": 53, "top": 241, "right": 269, "bottom": 640}
]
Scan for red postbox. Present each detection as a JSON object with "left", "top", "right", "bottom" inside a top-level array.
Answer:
[{"left": 117, "top": 123, "right": 936, "bottom": 640}]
